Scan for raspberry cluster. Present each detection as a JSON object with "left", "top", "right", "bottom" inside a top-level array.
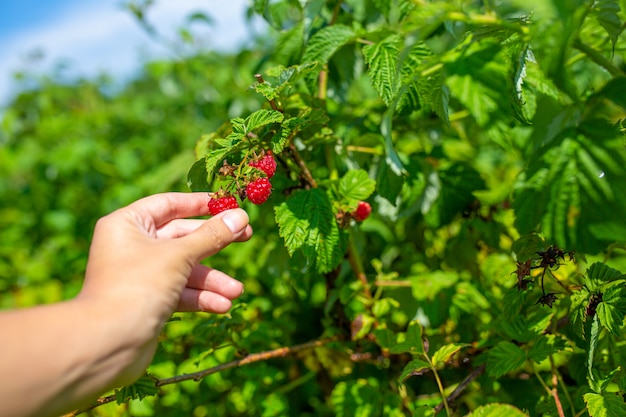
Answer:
[{"left": 207, "top": 150, "right": 276, "bottom": 215}]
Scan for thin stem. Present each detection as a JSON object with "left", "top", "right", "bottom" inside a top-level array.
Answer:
[
  {"left": 65, "top": 336, "right": 339, "bottom": 416},
  {"left": 434, "top": 364, "right": 486, "bottom": 414},
  {"left": 347, "top": 232, "right": 372, "bottom": 298},
  {"left": 288, "top": 143, "right": 317, "bottom": 188},
  {"left": 573, "top": 38, "right": 625, "bottom": 77},
  {"left": 549, "top": 357, "right": 566, "bottom": 417},
  {"left": 429, "top": 360, "right": 451, "bottom": 416}
]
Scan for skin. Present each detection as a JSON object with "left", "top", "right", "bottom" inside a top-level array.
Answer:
[{"left": 0, "top": 192, "right": 252, "bottom": 417}]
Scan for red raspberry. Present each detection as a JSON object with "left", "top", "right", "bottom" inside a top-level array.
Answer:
[
  {"left": 207, "top": 196, "right": 239, "bottom": 216},
  {"left": 249, "top": 152, "right": 277, "bottom": 178},
  {"left": 246, "top": 177, "right": 272, "bottom": 205},
  {"left": 354, "top": 201, "right": 371, "bottom": 222}
]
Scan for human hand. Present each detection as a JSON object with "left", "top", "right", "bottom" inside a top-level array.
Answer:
[{"left": 77, "top": 192, "right": 252, "bottom": 382}]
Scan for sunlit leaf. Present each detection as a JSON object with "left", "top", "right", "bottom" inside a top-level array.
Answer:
[
  {"left": 584, "top": 392, "right": 626, "bottom": 416},
  {"left": 486, "top": 341, "right": 526, "bottom": 378}
]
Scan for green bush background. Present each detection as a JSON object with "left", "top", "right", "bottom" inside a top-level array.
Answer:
[{"left": 2, "top": 0, "right": 626, "bottom": 416}]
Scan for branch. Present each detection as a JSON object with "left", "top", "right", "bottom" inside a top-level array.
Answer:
[
  {"left": 573, "top": 38, "right": 625, "bottom": 77},
  {"left": 434, "top": 364, "right": 486, "bottom": 414},
  {"left": 65, "top": 336, "right": 339, "bottom": 416},
  {"left": 287, "top": 143, "right": 318, "bottom": 188}
]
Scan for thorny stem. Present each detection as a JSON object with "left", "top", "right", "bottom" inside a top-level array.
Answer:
[{"left": 64, "top": 336, "right": 340, "bottom": 417}]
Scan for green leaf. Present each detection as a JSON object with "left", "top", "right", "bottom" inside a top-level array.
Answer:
[
  {"left": 274, "top": 188, "right": 346, "bottom": 273},
  {"left": 431, "top": 343, "right": 469, "bottom": 367},
  {"left": 302, "top": 24, "right": 356, "bottom": 92},
  {"left": 339, "top": 169, "right": 376, "bottom": 203},
  {"left": 187, "top": 157, "right": 210, "bottom": 191},
  {"left": 584, "top": 392, "right": 626, "bottom": 417},
  {"left": 591, "top": 0, "right": 623, "bottom": 51},
  {"left": 424, "top": 163, "right": 486, "bottom": 228},
  {"left": 588, "top": 315, "right": 601, "bottom": 381},
  {"left": 465, "top": 403, "right": 529, "bottom": 417},
  {"left": 591, "top": 77, "right": 626, "bottom": 110},
  {"left": 363, "top": 34, "right": 402, "bottom": 106},
  {"left": 390, "top": 320, "right": 425, "bottom": 354},
  {"left": 245, "top": 109, "right": 284, "bottom": 132},
  {"left": 513, "top": 132, "right": 626, "bottom": 253},
  {"left": 399, "top": 359, "right": 431, "bottom": 382},
  {"left": 204, "top": 147, "right": 234, "bottom": 180},
  {"left": 527, "top": 334, "right": 568, "bottom": 363},
  {"left": 569, "top": 288, "right": 591, "bottom": 339},
  {"left": 114, "top": 373, "right": 159, "bottom": 404},
  {"left": 486, "top": 341, "right": 526, "bottom": 378},
  {"left": 330, "top": 379, "right": 382, "bottom": 417},
  {"left": 586, "top": 262, "right": 624, "bottom": 290},
  {"left": 597, "top": 285, "right": 626, "bottom": 335}
]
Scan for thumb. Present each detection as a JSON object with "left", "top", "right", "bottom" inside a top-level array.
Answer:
[{"left": 179, "top": 209, "right": 251, "bottom": 261}]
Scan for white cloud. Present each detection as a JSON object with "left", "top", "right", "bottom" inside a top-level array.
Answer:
[{"left": 0, "top": 0, "right": 265, "bottom": 106}]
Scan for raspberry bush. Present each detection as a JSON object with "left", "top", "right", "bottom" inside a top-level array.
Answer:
[{"left": 2, "top": 0, "right": 626, "bottom": 416}]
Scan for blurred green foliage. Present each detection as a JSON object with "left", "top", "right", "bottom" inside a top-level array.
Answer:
[{"left": 2, "top": 0, "right": 626, "bottom": 416}]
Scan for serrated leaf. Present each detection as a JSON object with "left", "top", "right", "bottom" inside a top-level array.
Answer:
[
  {"left": 592, "top": 0, "right": 622, "bottom": 51},
  {"left": 302, "top": 24, "right": 356, "bottom": 65},
  {"left": 363, "top": 34, "right": 402, "bottom": 106},
  {"left": 587, "top": 262, "right": 624, "bottom": 288},
  {"left": 204, "top": 147, "right": 234, "bottom": 180},
  {"left": 513, "top": 132, "right": 626, "bottom": 253},
  {"left": 465, "top": 403, "right": 529, "bottom": 417},
  {"left": 584, "top": 392, "right": 626, "bottom": 416},
  {"left": 114, "top": 373, "right": 158, "bottom": 404},
  {"left": 486, "top": 341, "right": 526, "bottom": 378},
  {"left": 597, "top": 285, "right": 626, "bottom": 335},
  {"left": 245, "top": 109, "right": 284, "bottom": 132},
  {"left": 569, "top": 288, "right": 591, "bottom": 339},
  {"left": 431, "top": 343, "right": 469, "bottom": 367},
  {"left": 418, "top": 67, "right": 450, "bottom": 124},
  {"left": 274, "top": 188, "right": 345, "bottom": 273},
  {"left": 302, "top": 24, "right": 356, "bottom": 92},
  {"left": 339, "top": 169, "right": 376, "bottom": 203},
  {"left": 527, "top": 334, "right": 568, "bottom": 363},
  {"left": 399, "top": 359, "right": 431, "bottom": 382},
  {"left": 588, "top": 315, "right": 601, "bottom": 381}
]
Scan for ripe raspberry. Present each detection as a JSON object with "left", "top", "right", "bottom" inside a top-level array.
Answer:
[
  {"left": 249, "top": 152, "right": 277, "bottom": 178},
  {"left": 354, "top": 201, "right": 371, "bottom": 222},
  {"left": 207, "top": 196, "right": 239, "bottom": 216},
  {"left": 246, "top": 177, "right": 272, "bottom": 205}
]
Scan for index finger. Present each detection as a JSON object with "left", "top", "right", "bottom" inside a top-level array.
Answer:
[{"left": 125, "top": 192, "right": 211, "bottom": 228}]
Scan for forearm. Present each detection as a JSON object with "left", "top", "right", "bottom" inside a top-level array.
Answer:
[{"left": 0, "top": 298, "right": 156, "bottom": 417}]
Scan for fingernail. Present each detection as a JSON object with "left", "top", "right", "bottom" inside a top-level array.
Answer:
[{"left": 222, "top": 210, "right": 248, "bottom": 234}]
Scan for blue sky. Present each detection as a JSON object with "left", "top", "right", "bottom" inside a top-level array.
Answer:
[{"left": 0, "top": 0, "right": 265, "bottom": 106}]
